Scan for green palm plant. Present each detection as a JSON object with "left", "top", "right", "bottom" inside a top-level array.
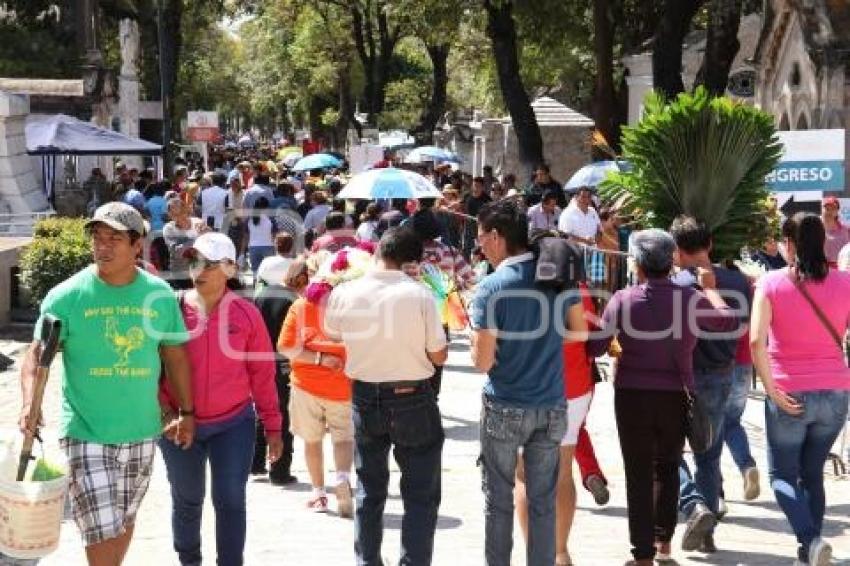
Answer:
[{"left": 600, "top": 87, "right": 783, "bottom": 261}]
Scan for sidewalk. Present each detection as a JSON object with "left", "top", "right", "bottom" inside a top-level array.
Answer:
[{"left": 0, "top": 332, "right": 848, "bottom": 565}]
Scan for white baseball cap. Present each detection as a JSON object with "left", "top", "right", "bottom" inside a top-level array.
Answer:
[{"left": 186, "top": 232, "right": 236, "bottom": 262}]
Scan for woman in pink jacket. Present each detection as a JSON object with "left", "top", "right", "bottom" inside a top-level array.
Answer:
[{"left": 159, "top": 232, "right": 282, "bottom": 566}]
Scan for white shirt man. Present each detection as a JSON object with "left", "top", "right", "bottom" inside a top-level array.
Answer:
[
  {"left": 198, "top": 181, "right": 228, "bottom": 230},
  {"left": 558, "top": 188, "right": 600, "bottom": 244}
]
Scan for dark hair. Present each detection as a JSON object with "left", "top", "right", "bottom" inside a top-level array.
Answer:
[
  {"left": 473, "top": 176, "right": 485, "bottom": 185},
  {"left": 390, "top": 198, "right": 407, "bottom": 213},
  {"left": 576, "top": 187, "right": 593, "bottom": 197},
  {"left": 477, "top": 200, "right": 528, "bottom": 253},
  {"left": 598, "top": 206, "right": 614, "bottom": 221},
  {"left": 252, "top": 197, "right": 269, "bottom": 226},
  {"left": 379, "top": 227, "right": 423, "bottom": 266},
  {"left": 255, "top": 174, "right": 271, "bottom": 185},
  {"left": 782, "top": 212, "right": 828, "bottom": 281},
  {"left": 542, "top": 189, "right": 560, "bottom": 204},
  {"left": 276, "top": 182, "right": 295, "bottom": 197},
  {"left": 331, "top": 199, "right": 346, "bottom": 213},
  {"left": 275, "top": 232, "right": 294, "bottom": 255},
  {"left": 211, "top": 172, "right": 227, "bottom": 186},
  {"left": 325, "top": 211, "right": 346, "bottom": 231},
  {"left": 410, "top": 209, "right": 442, "bottom": 241},
  {"left": 669, "top": 215, "right": 712, "bottom": 254},
  {"left": 419, "top": 198, "right": 437, "bottom": 210},
  {"left": 364, "top": 203, "right": 381, "bottom": 221},
  {"left": 536, "top": 163, "right": 550, "bottom": 174}
]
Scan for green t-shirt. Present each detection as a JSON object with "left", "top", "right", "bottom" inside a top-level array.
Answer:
[{"left": 35, "top": 266, "right": 188, "bottom": 444}]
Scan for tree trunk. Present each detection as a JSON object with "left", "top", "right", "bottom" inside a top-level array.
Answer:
[
  {"left": 652, "top": 0, "right": 705, "bottom": 100},
  {"left": 592, "top": 0, "right": 619, "bottom": 151},
  {"left": 413, "top": 42, "right": 449, "bottom": 145},
  {"left": 157, "top": 0, "right": 182, "bottom": 174},
  {"left": 336, "top": 64, "right": 360, "bottom": 148},
  {"left": 695, "top": 0, "right": 743, "bottom": 96},
  {"left": 483, "top": 0, "right": 544, "bottom": 176}
]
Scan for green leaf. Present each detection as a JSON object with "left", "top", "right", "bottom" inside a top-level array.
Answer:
[{"left": 600, "top": 87, "right": 783, "bottom": 261}]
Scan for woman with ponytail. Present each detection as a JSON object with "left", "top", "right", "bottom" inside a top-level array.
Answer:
[{"left": 750, "top": 212, "right": 850, "bottom": 565}]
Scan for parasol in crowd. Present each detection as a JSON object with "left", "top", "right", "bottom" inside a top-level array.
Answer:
[{"left": 336, "top": 167, "right": 442, "bottom": 200}]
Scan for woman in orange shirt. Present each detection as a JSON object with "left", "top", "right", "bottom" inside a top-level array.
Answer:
[{"left": 278, "top": 252, "right": 354, "bottom": 517}]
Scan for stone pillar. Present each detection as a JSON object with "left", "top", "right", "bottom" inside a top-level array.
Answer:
[
  {"left": 623, "top": 54, "right": 654, "bottom": 126},
  {"left": 0, "top": 92, "right": 49, "bottom": 214},
  {"left": 118, "top": 18, "right": 141, "bottom": 170}
]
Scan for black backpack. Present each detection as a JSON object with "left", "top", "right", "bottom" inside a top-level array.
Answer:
[{"left": 529, "top": 229, "right": 585, "bottom": 291}]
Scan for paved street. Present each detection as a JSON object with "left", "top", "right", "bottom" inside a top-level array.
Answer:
[{"left": 1, "top": 330, "right": 849, "bottom": 565}]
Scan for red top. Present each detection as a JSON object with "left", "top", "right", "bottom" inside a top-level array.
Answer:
[{"left": 563, "top": 284, "right": 596, "bottom": 399}]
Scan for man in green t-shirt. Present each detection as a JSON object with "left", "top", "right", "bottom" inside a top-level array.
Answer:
[{"left": 19, "top": 202, "right": 195, "bottom": 565}]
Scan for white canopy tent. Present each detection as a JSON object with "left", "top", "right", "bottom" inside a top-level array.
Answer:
[{"left": 25, "top": 114, "right": 162, "bottom": 201}]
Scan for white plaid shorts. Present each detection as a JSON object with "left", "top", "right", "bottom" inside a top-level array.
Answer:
[{"left": 59, "top": 438, "right": 156, "bottom": 546}]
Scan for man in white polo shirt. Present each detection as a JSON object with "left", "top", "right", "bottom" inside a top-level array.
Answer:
[
  {"left": 324, "top": 227, "right": 448, "bottom": 566},
  {"left": 558, "top": 187, "right": 600, "bottom": 245}
]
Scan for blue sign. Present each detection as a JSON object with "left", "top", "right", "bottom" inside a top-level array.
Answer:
[{"left": 766, "top": 160, "right": 845, "bottom": 192}]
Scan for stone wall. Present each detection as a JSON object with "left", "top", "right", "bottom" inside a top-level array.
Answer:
[
  {"left": 0, "top": 92, "right": 48, "bottom": 214},
  {"left": 0, "top": 237, "right": 30, "bottom": 325},
  {"left": 480, "top": 121, "right": 591, "bottom": 185}
]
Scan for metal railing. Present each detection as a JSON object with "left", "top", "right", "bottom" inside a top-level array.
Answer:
[{"left": 0, "top": 211, "right": 56, "bottom": 237}]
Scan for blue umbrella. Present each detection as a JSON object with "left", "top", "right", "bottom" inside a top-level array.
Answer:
[
  {"left": 336, "top": 167, "right": 443, "bottom": 200},
  {"left": 564, "top": 160, "right": 631, "bottom": 192},
  {"left": 404, "top": 145, "right": 462, "bottom": 164},
  {"left": 292, "top": 152, "right": 343, "bottom": 172}
]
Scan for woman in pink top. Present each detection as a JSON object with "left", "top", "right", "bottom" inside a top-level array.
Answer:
[
  {"left": 751, "top": 213, "right": 850, "bottom": 566},
  {"left": 159, "top": 232, "right": 282, "bottom": 566}
]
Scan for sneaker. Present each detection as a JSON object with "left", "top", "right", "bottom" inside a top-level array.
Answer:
[
  {"left": 307, "top": 494, "right": 329, "bottom": 513},
  {"left": 809, "top": 537, "right": 832, "bottom": 566},
  {"left": 716, "top": 498, "right": 728, "bottom": 521},
  {"left": 743, "top": 466, "right": 760, "bottom": 501},
  {"left": 699, "top": 533, "right": 717, "bottom": 553},
  {"left": 655, "top": 541, "right": 674, "bottom": 563},
  {"left": 681, "top": 503, "right": 716, "bottom": 552},
  {"left": 250, "top": 464, "right": 268, "bottom": 475},
  {"left": 335, "top": 482, "right": 354, "bottom": 519},
  {"left": 586, "top": 474, "right": 610, "bottom": 506}
]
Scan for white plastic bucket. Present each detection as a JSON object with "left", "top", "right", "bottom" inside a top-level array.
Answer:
[{"left": 0, "top": 442, "right": 68, "bottom": 559}]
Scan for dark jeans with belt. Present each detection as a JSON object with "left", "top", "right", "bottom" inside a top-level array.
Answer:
[
  {"left": 253, "top": 369, "right": 295, "bottom": 478},
  {"left": 615, "top": 388, "right": 688, "bottom": 561},
  {"left": 352, "top": 379, "right": 444, "bottom": 566}
]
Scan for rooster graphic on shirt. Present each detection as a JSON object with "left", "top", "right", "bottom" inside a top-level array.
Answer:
[{"left": 105, "top": 317, "right": 146, "bottom": 367}]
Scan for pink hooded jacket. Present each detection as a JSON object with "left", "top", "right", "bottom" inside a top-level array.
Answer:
[{"left": 160, "top": 290, "right": 282, "bottom": 433}]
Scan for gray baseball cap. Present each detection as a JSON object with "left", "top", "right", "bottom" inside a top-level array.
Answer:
[{"left": 85, "top": 202, "right": 146, "bottom": 235}]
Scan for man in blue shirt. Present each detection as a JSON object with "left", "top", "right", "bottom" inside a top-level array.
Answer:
[{"left": 469, "top": 200, "right": 586, "bottom": 566}]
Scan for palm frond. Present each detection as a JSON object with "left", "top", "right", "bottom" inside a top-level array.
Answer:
[{"left": 601, "top": 87, "right": 783, "bottom": 260}]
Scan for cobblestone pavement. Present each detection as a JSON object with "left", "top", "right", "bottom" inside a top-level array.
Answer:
[{"left": 1, "top": 330, "right": 848, "bottom": 565}]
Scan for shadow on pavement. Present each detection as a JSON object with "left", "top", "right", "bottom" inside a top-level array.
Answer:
[
  {"left": 382, "top": 512, "right": 462, "bottom": 531},
  {"left": 442, "top": 414, "right": 479, "bottom": 442}
]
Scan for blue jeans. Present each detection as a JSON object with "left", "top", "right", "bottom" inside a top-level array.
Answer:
[
  {"left": 159, "top": 405, "right": 256, "bottom": 566},
  {"left": 678, "top": 368, "right": 733, "bottom": 531},
  {"left": 352, "top": 380, "right": 444, "bottom": 566},
  {"left": 724, "top": 364, "right": 757, "bottom": 473},
  {"left": 480, "top": 395, "right": 566, "bottom": 566},
  {"left": 766, "top": 390, "right": 849, "bottom": 559},
  {"left": 248, "top": 246, "right": 274, "bottom": 278}
]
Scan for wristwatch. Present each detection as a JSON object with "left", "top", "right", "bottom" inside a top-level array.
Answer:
[{"left": 178, "top": 408, "right": 195, "bottom": 417}]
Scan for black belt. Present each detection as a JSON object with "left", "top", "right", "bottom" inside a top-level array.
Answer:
[{"left": 355, "top": 379, "right": 428, "bottom": 389}]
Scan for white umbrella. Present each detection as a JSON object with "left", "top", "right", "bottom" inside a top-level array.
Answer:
[
  {"left": 404, "top": 146, "right": 462, "bottom": 164},
  {"left": 564, "top": 160, "right": 631, "bottom": 191},
  {"left": 337, "top": 167, "right": 442, "bottom": 200}
]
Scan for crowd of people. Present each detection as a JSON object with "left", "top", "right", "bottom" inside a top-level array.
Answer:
[{"left": 15, "top": 144, "right": 850, "bottom": 566}]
